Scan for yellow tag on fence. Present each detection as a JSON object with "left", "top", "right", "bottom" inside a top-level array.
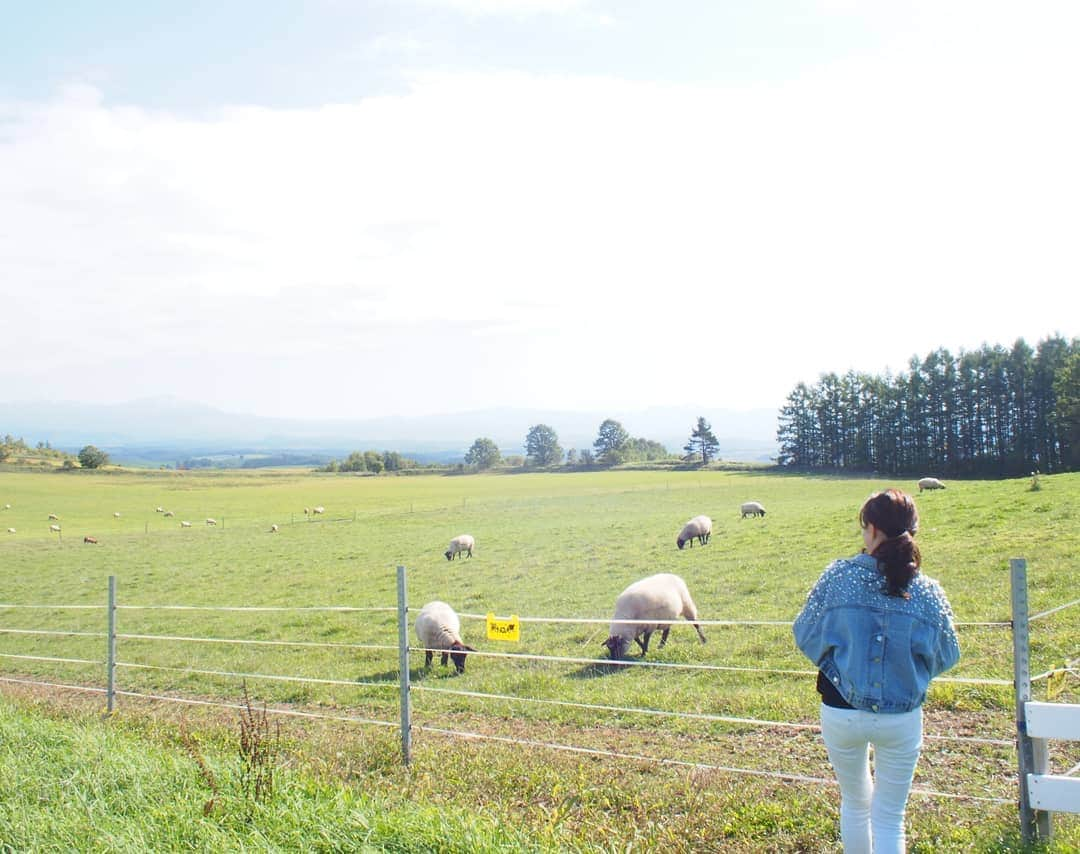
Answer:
[
  {"left": 486, "top": 613, "right": 520, "bottom": 642},
  {"left": 1046, "top": 667, "right": 1067, "bottom": 701}
]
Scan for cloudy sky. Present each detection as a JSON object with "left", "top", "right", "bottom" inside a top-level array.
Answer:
[{"left": 2, "top": 1, "right": 1077, "bottom": 421}]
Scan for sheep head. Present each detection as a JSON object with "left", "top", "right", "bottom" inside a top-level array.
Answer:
[
  {"left": 448, "top": 641, "right": 476, "bottom": 673},
  {"left": 604, "top": 635, "right": 631, "bottom": 660}
]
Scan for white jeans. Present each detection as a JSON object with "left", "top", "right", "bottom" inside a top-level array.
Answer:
[{"left": 820, "top": 704, "right": 923, "bottom": 854}]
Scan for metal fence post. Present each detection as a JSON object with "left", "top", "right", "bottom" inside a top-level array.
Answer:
[
  {"left": 106, "top": 575, "right": 117, "bottom": 715},
  {"left": 1011, "top": 558, "right": 1052, "bottom": 843},
  {"left": 397, "top": 564, "right": 412, "bottom": 766}
]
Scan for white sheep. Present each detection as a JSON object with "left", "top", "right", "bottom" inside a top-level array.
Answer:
[
  {"left": 676, "top": 515, "right": 712, "bottom": 550},
  {"left": 113, "top": 512, "right": 121, "bottom": 519},
  {"left": 740, "top": 501, "right": 766, "bottom": 518},
  {"left": 180, "top": 521, "right": 192, "bottom": 528},
  {"left": 270, "top": 524, "right": 279, "bottom": 533},
  {"left": 604, "top": 573, "right": 707, "bottom": 660},
  {"left": 205, "top": 518, "right": 217, "bottom": 526},
  {"left": 3, "top": 503, "right": 11, "bottom": 510},
  {"left": 444, "top": 534, "right": 475, "bottom": 561},
  {"left": 48, "top": 513, "right": 59, "bottom": 521},
  {"left": 155, "top": 506, "right": 165, "bottom": 513},
  {"left": 312, "top": 506, "right": 325, "bottom": 515},
  {"left": 163, "top": 510, "right": 174, "bottom": 518},
  {"left": 49, "top": 524, "right": 61, "bottom": 533},
  {"left": 414, "top": 601, "right": 476, "bottom": 673},
  {"left": 918, "top": 477, "right": 946, "bottom": 492},
  {"left": 6, "top": 528, "right": 15, "bottom": 534}
]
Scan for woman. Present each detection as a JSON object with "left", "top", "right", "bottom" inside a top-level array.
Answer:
[{"left": 793, "top": 489, "right": 960, "bottom": 853}]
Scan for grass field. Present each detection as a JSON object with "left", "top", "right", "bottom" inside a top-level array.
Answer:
[{"left": 0, "top": 467, "right": 1077, "bottom": 851}]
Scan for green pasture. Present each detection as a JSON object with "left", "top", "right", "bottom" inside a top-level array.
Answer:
[{"left": 0, "top": 467, "right": 1077, "bottom": 851}]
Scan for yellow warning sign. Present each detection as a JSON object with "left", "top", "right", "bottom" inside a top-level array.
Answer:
[{"left": 486, "top": 613, "right": 520, "bottom": 642}]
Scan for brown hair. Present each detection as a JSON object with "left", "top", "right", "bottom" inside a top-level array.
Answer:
[{"left": 859, "top": 489, "right": 921, "bottom": 598}]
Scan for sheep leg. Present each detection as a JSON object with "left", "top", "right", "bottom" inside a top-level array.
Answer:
[
  {"left": 692, "top": 623, "right": 707, "bottom": 644},
  {"left": 658, "top": 627, "right": 670, "bottom": 648},
  {"left": 425, "top": 650, "right": 433, "bottom": 668},
  {"left": 440, "top": 652, "right": 449, "bottom": 667},
  {"left": 636, "top": 630, "right": 653, "bottom": 655}
]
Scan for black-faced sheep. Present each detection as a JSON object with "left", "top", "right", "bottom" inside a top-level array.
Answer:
[
  {"left": 676, "top": 515, "right": 712, "bottom": 550},
  {"left": 444, "top": 534, "right": 475, "bottom": 561},
  {"left": 740, "top": 501, "right": 766, "bottom": 518},
  {"left": 604, "top": 573, "right": 707, "bottom": 660},
  {"left": 414, "top": 601, "right": 476, "bottom": 673},
  {"left": 918, "top": 477, "right": 946, "bottom": 492}
]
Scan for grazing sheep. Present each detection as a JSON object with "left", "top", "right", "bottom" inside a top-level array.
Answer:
[
  {"left": 444, "top": 534, "right": 475, "bottom": 561},
  {"left": 83, "top": 536, "right": 98, "bottom": 544},
  {"left": 312, "top": 506, "right": 325, "bottom": 515},
  {"left": 6, "top": 528, "right": 15, "bottom": 534},
  {"left": 918, "top": 477, "right": 946, "bottom": 492},
  {"left": 676, "top": 515, "right": 712, "bottom": 550},
  {"left": 113, "top": 512, "right": 121, "bottom": 519},
  {"left": 414, "top": 601, "right": 476, "bottom": 673},
  {"left": 49, "top": 524, "right": 61, "bottom": 533},
  {"left": 270, "top": 524, "right": 279, "bottom": 533},
  {"left": 48, "top": 513, "right": 59, "bottom": 521},
  {"left": 205, "top": 518, "right": 217, "bottom": 526},
  {"left": 163, "top": 510, "right": 174, "bottom": 518},
  {"left": 3, "top": 504, "right": 10, "bottom": 510},
  {"left": 180, "top": 521, "right": 192, "bottom": 528},
  {"left": 303, "top": 507, "right": 310, "bottom": 515},
  {"left": 740, "top": 501, "right": 766, "bottom": 518},
  {"left": 604, "top": 573, "right": 707, "bottom": 660},
  {"left": 155, "top": 506, "right": 164, "bottom": 513}
]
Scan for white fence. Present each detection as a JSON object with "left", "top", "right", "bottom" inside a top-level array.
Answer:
[{"left": 0, "top": 559, "right": 1077, "bottom": 838}]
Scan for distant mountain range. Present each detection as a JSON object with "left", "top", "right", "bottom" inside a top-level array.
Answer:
[{"left": 1, "top": 397, "right": 780, "bottom": 465}]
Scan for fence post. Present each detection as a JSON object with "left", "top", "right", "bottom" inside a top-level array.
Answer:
[
  {"left": 106, "top": 575, "right": 117, "bottom": 715},
  {"left": 397, "top": 564, "right": 412, "bottom": 766},
  {"left": 1010, "top": 558, "right": 1052, "bottom": 843}
]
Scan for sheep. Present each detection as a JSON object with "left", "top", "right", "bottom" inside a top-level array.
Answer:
[
  {"left": 604, "top": 573, "right": 707, "bottom": 660},
  {"left": 180, "top": 521, "right": 192, "bottom": 528},
  {"left": 303, "top": 507, "right": 310, "bottom": 515},
  {"left": 113, "top": 512, "right": 121, "bottom": 519},
  {"left": 676, "top": 515, "right": 712, "bottom": 550},
  {"left": 2, "top": 503, "right": 10, "bottom": 510},
  {"left": 163, "top": 510, "right": 174, "bottom": 518},
  {"left": 205, "top": 518, "right": 217, "bottom": 526},
  {"left": 740, "top": 501, "right": 766, "bottom": 518},
  {"left": 6, "top": 528, "right": 15, "bottom": 534},
  {"left": 83, "top": 536, "right": 98, "bottom": 544},
  {"left": 918, "top": 477, "right": 946, "bottom": 492},
  {"left": 155, "top": 506, "right": 165, "bottom": 513},
  {"left": 444, "top": 534, "right": 475, "bottom": 561},
  {"left": 49, "top": 524, "right": 61, "bottom": 533},
  {"left": 312, "top": 506, "right": 325, "bottom": 515},
  {"left": 270, "top": 524, "right": 279, "bottom": 533},
  {"left": 414, "top": 601, "right": 476, "bottom": 673},
  {"left": 48, "top": 513, "right": 59, "bottom": 521}
]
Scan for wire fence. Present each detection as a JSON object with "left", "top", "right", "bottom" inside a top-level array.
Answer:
[{"left": 0, "top": 565, "right": 1076, "bottom": 814}]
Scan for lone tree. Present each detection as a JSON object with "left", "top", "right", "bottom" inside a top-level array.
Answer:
[
  {"left": 465, "top": 437, "right": 502, "bottom": 469},
  {"left": 525, "top": 424, "right": 563, "bottom": 467},
  {"left": 593, "top": 419, "right": 630, "bottom": 466},
  {"left": 684, "top": 417, "right": 720, "bottom": 465},
  {"left": 78, "top": 445, "right": 109, "bottom": 469}
]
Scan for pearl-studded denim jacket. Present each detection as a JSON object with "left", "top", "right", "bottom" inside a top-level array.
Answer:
[{"left": 793, "top": 553, "right": 961, "bottom": 713}]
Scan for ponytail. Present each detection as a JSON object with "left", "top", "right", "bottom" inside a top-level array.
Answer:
[{"left": 859, "top": 490, "right": 921, "bottom": 599}]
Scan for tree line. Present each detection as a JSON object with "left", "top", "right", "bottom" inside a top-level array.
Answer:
[
  {"left": 462, "top": 416, "right": 723, "bottom": 470},
  {"left": 776, "top": 335, "right": 1080, "bottom": 476}
]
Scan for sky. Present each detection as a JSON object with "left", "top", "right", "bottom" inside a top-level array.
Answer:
[{"left": 1, "top": 0, "right": 1078, "bottom": 421}]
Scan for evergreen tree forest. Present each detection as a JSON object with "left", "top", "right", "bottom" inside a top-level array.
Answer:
[{"left": 776, "top": 336, "right": 1080, "bottom": 477}]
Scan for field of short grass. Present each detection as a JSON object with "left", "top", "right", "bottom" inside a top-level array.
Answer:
[{"left": 0, "top": 467, "right": 1077, "bottom": 851}]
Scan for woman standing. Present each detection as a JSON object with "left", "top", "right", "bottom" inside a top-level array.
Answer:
[{"left": 793, "top": 489, "right": 960, "bottom": 853}]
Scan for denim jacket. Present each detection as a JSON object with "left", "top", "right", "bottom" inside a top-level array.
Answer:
[{"left": 793, "top": 553, "right": 960, "bottom": 713}]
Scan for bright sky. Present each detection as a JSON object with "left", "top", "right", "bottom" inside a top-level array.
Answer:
[{"left": 2, "top": 1, "right": 1077, "bottom": 420}]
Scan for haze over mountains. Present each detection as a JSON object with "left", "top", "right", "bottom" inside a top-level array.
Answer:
[{"left": 3, "top": 397, "right": 780, "bottom": 465}]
